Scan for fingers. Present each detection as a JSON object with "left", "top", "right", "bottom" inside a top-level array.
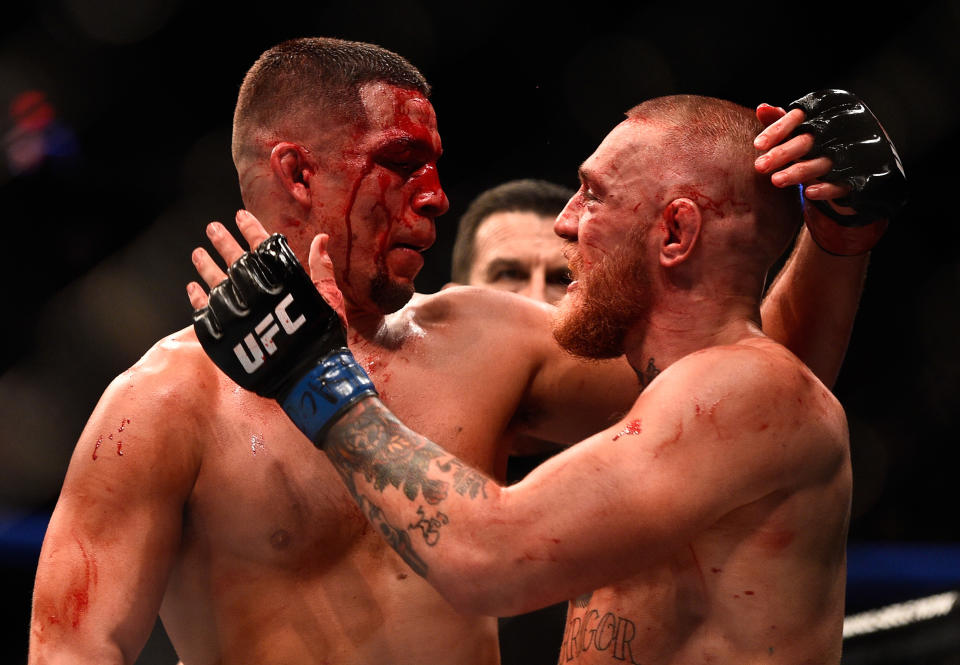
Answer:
[
  {"left": 754, "top": 107, "right": 805, "bottom": 152},
  {"left": 770, "top": 156, "right": 833, "bottom": 188},
  {"left": 755, "top": 133, "right": 815, "bottom": 175},
  {"left": 308, "top": 234, "right": 337, "bottom": 283},
  {"left": 186, "top": 281, "right": 209, "bottom": 309},
  {"left": 191, "top": 246, "right": 227, "bottom": 288},
  {"left": 804, "top": 182, "right": 851, "bottom": 201},
  {"left": 206, "top": 221, "right": 246, "bottom": 267},
  {"left": 235, "top": 209, "right": 271, "bottom": 249},
  {"left": 756, "top": 103, "right": 786, "bottom": 128},
  {"left": 309, "top": 233, "right": 348, "bottom": 326},
  {"left": 189, "top": 209, "right": 273, "bottom": 310}
]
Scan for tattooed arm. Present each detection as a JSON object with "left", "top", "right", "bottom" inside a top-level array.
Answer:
[{"left": 323, "top": 344, "right": 845, "bottom": 617}]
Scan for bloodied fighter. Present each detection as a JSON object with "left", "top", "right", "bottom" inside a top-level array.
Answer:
[
  {"left": 34, "top": 33, "right": 874, "bottom": 665},
  {"left": 190, "top": 91, "right": 904, "bottom": 664}
]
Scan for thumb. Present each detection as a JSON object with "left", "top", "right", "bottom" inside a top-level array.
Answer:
[{"left": 309, "top": 233, "right": 348, "bottom": 327}]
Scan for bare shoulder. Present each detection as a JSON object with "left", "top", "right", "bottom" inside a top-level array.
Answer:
[
  {"left": 408, "top": 287, "right": 555, "bottom": 353},
  {"left": 646, "top": 337, "right": 848, "bottom": 484},
  {"left": 410, "top": 286, "right": 553, "bottom": 327},
  {"left": 108, "top": 325, "right": 219, "bottom": 418},
  {"left": 65, "top": 325, "right": 215, "bottom": 485}
]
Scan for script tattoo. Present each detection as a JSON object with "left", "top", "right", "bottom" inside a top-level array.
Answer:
[
  {"left": 408, "top": 506, "right": 449, "bottom": 546},
  {"left": 437, "top": 458, "right": 489, "bottom": 499},
  {"left": 327, "top": 404, "right": 449, "bottom": 504},
  {"left": 563, "top": 604, "right": 644, "bottom": 664}
]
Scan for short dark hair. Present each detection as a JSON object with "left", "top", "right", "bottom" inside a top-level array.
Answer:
[
  {"left": 451, "top": 179, "right": 574, "bottom": 283},
  {"left": 233, "top": 37, "right": 430, "bottom": 164}
]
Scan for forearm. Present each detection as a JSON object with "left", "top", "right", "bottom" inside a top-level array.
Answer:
[
  {"left": 325, "top": 397, "right": 552, "bottom": 615},
  {"left": 761, "top": 226, "right": 868, "bottom": 388},
  {"left": 29, "top": 639, "right": 127, "bottom": 665}
]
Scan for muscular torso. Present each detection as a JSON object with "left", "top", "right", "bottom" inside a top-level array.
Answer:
[
  {"left": 559, "top": 342, "right": 850, "bottom": 665},
  {"left": 159, "top": 290, "right": 549, "bottom": 665}
]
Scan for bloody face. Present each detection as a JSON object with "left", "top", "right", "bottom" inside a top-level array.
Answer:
[
  {"left": 552, "top": 120, "right": 661, "bottom": 358},
  {"left": 301, "top": 82, "right": 449, "bottom": 317}
]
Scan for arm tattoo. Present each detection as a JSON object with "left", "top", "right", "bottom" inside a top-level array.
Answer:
[
  {"left": 437, "top": 458, "right": 489, "bottom": 499},
  {"left": 408, "top": 506, "right": 449, "bottom": 546},
  {"left": 362, "top": 495, "right": 429, "bottom": 576},
  {"left": 326, "top": 400, "right": 496, "bottom": 577},
  {"left": 326, "top": 402, "right": 450, "bottom": 504}
]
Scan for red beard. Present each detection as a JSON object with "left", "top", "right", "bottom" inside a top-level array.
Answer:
[{"left": 553, "top": 227, "right": 652, "bottom": 359}]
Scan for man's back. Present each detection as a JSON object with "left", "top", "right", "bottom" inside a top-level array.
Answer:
[
  {"left": 559, "top": 338, "right": 850, "bottom": 665},
  {"left": 31, "top": 285, "right": 631, "bottom": 665}
]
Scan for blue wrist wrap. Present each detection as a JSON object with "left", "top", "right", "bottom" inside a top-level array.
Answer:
[{"left": 280, "top": 350, "right": 378, "bottom": 446}]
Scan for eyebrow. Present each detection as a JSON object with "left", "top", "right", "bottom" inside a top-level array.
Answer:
[
  {"left": 578, "top": 165, "right": 603, "bottom": 193},
  {"left": 375, "top": 133, "right": 439, "bottom": 157},
  {"left": 483, "top": 258, "right": 528, "bottom": 279}
]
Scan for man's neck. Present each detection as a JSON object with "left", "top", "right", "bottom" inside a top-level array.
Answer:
[
  {"left": 623, "top": 294, "right": 763, "bottom": 389},
  {"left": 346, "top": 301, "right": 421, "bottom": 353}
]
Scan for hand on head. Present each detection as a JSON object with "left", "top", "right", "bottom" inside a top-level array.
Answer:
[
  {"left": 309, "top": 233, "right": 347, "bottom": 328},
  {"left": 752, "top": 104, "right": 853, "bottom": 208},
  {"left": 752, "top": 91, "right": 905, "bottom": 255},
  {"left": 187, "top": 209, "right": 346, "bottom": 327},
  {"left": 187, "top": 209, "right": 272, "bottom": 309}
]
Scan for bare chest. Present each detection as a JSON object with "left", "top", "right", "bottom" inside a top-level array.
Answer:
[{"left": 183, "top": 340, "right": 525, "bottom": 569}]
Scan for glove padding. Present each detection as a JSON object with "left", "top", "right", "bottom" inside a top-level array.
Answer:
[
  {"left": 790, "top": 89, "right": 907, "bottom": 230},
  {"left": 193, "top": 234, "right": 376, "bottom": 445}
]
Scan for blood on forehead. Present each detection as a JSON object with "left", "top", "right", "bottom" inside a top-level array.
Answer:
[{"left": 359, "top": 81, "right": 440, "bottom": 147}]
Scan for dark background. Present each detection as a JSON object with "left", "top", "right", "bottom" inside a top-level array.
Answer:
[{"left": 1, "top": 1, "right": 958, "bottom": 663}]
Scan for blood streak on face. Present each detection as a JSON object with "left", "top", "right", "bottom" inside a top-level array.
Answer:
[
  {"left": 315, "top": 82, "right": 447, "bottom": 319},
  {"left": 340, "top": 160, "right": 377, "bottom": 286}
]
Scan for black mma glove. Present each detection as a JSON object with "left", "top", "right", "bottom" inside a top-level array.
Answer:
[
  {"left": 193, "top": 234, "right": 377, "bottom": 446},
  {"left": 789, "top": 89, "right": 907, "bottom": 255}
]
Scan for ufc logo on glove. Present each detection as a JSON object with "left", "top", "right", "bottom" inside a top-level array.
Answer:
[{"left": 234, "top": 293, "right": 306, "bottom": 373}]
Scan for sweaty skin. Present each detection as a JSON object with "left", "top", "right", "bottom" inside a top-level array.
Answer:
[
  {"left": 31, "top": 87, "right": 863, "bottom": 665},
  {"left": 29, "top": 82, "right": 633, "bottom": 665},
  {"left": 267, "top": 109, "right": 854, "bottom": 664}
]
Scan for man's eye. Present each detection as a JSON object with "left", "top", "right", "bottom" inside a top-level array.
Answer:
[
  {"left": 492, "top": 269, "right": 527, "bottom": 282},
  {"left": 548, "top": 270, "right": 573, "bottom": 286},
  {"left": 383, "top": 160, "right": 419, "bottom": 176},
  {"left": 582, "top": 188, "right": 600, "bottom": 202}
]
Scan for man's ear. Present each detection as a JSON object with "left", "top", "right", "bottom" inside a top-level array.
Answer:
[
  {"left": 660, "top": 197, "right": 701, "bottom": 268},
  {"left": 270, "top": 142, "right": 313, "bottom": 207}
]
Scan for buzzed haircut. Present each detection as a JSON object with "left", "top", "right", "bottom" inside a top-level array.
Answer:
[
  {"left": 626, "top": 95, "right": 802, "bottom": 262},
  {"left": 451, "top": 179, "right": 574, "bottom": 283},
  {"left": 233, "top": 37, "right": 430, "bottom": 165}
]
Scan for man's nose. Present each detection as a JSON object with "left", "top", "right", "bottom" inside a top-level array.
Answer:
[
  {"left": 412, "top": 165, "right": 449, "bottom": 217},
  {"left": 519, "top": 271, "right": 547, "bottom": 304},
  {"left": 554, "top": 200, "right": 579, "bottom": 241}
]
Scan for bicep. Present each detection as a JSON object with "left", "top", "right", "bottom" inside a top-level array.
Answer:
[
  {"left": 496, "top": 362, "right": 792, "bottom": 606},
  {"left": 522, "top": 345, "right": 639, "bottom": 444},
  {"left": 30, "top": 378, "right": 199, "bottom": 663}
]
